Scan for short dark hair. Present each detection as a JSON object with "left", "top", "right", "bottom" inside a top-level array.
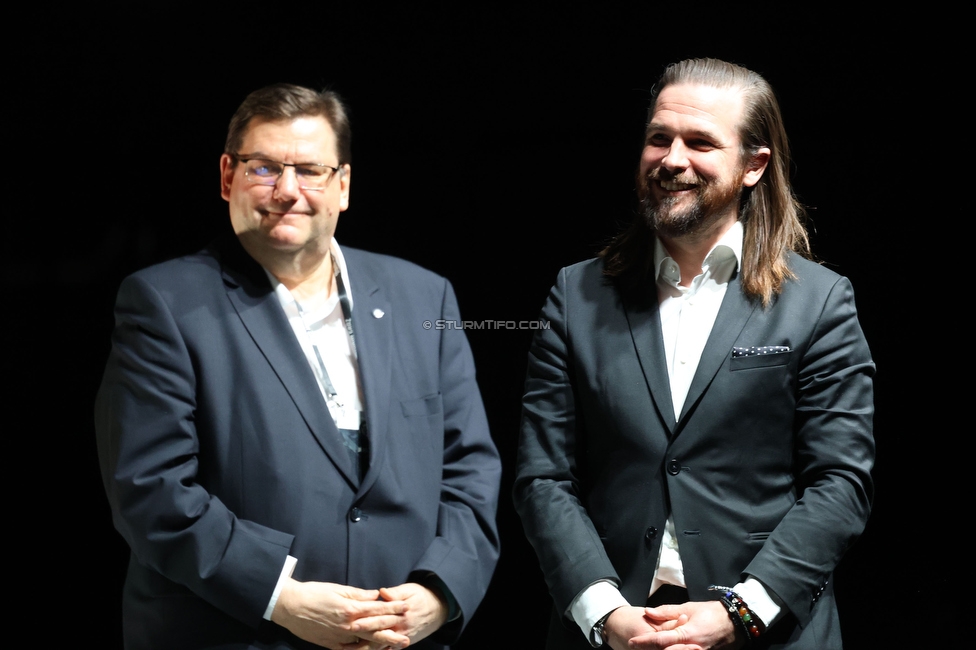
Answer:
[
  {"left": 225, "top": 83, "right": 351, "bottom": 165},
  {"left": 602, "top": 58, "right": 810, "bottom": 307}
]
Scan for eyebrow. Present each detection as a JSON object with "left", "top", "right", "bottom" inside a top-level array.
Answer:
[
  {"left": 237, "top": 152, "right": 338, "bottom": 166},
  {"left": 645, "top": 123, "right": 728, "bottom": 144}
]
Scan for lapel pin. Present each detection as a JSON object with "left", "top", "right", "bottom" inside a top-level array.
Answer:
[{"left": 372, "top": 308, "right": 385, "bottom": 319}]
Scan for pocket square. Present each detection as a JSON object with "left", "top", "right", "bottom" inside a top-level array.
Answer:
[{"left": 732, "top": 345, "right": 790, "bottom": 358}]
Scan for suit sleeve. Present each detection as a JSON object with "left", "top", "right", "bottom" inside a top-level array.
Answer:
[
  {"left": 411, "top": 278, "right": 501, "bottom": 640},
  {"left": 743, "top": 275, "right": 875, "bottom": 626},
  {"left": 512, "top": 267, "right": 621, "bottom": 617},
  {"left": 95, "top": 275, "right": 292, "bottom": 628}
]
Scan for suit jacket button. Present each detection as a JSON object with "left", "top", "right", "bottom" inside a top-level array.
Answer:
[
  {"left": 349, "top": 507, "right": 363, "bottom": 522},
  {"left": 644, "top": 527, "right": 658, "bottom": 546},
  {"left": 667, "top": 459, "right": 681, "bottom": 475}
]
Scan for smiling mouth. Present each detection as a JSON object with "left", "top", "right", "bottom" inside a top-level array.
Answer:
[
  {"left": 659, "top": 180, "right": 697, "bottom": 191},
  {"left": 263, "top": 209, "right": 311, "bottom": 218}
]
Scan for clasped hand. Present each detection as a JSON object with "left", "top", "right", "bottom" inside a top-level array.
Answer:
[
  {"left": 604, "top": 601, "right": 742, "bottom": 650},
  {"left": 271, "top": 578, "right": 448, "bottom": 650}
]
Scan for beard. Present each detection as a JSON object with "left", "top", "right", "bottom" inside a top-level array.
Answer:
[{"left": 638, "top": 168, "right": 743, "bottom": 241}]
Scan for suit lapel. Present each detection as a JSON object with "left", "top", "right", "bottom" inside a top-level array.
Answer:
[
  {"left": 677, "top": 272, "right": 757, "bottom": 426},
  {"left": 216, "top": 237, "right": 361, "bottom": 488},
  {"left": 623, "top": 287, "right": 677, "bottom": 436},
  {"left": 341, "top": 249, "right": 392, "bottom": 498}
]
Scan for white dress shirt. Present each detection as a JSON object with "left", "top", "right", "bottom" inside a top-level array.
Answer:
[{"left": 267, "top": 240, "right": 363, "bottom": 431}]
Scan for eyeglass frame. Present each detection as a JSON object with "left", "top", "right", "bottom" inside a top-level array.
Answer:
[{"left": 231, "top": 154, "right": 344, "bottom": 191}]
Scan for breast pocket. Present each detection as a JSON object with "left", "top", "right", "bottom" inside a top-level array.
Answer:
[
  {"left": 730, "top": 350, "right": 791, "bottom": 371},
  {"left": 725, "top": 350, "right": 795, "bottom": 413}
]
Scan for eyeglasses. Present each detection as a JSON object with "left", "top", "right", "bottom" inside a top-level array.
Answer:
[{"left": 234, "top": 155, "right": 342, "bottom": 191}]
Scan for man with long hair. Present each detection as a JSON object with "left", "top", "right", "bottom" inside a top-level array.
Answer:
[{"left": 515, "top": 59, "right": 874, "bottom": 649}]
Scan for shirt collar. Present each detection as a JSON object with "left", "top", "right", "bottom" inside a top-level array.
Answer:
[
  {"left": 265, "top": 238, "right": 353, "bottom": 317},
  {"left": 654, "top": 220, "right": 743, "bottom": 292}
]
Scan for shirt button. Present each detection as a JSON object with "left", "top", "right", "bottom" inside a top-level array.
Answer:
[
  {"left": 667, "top": 459, "right": 681, "bottom": 475},
  {"left": 349, "top": 507, "right": 362, "bottom": 522}
]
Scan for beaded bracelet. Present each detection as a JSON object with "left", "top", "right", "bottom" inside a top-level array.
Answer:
[{"left": 708, "top": 585, "right": 767, "bottom": 644}]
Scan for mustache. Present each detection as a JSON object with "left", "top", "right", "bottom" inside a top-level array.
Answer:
[
  {"left": 645, "top": 168, "right": 703, "bottom": 185},
  {"left": 638, "top": 168, "right": 704, "bottom": 198}
]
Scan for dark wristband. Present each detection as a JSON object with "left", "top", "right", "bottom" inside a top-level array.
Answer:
[{"left": 708, "top": 585, "right": 767, "bottom": 644}]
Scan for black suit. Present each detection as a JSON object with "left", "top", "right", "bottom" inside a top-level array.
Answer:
[
  {"left": 96, "top": 234, "right": 501, "bottom": 649},
  {"left": 513, "top": 253, "right": 874, "bottom": 649}
]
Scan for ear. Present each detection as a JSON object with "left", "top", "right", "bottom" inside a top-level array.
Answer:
[
  {"left": 741, "top": 147, "right": 770, "bottom": 188},
  {"left": 220, "top": 153, "right": 236, "bottom": 201},
  {"left": 338, "top": 164, "right": 351, "bottom": 211}
]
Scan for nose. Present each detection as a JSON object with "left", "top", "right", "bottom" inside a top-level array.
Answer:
[
  {"left": 660, "top": 139, "right": 689, "bottom": 173},
  {"left": 273, "top": 166, "right": 302, "bottom": 201}
]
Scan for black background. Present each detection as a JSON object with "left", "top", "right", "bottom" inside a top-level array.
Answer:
[{"left": 11, "top": 5, "right": 951, "bottom": 648}]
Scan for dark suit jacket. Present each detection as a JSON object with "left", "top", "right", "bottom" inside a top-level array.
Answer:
[
  {"left": 96, "top": 234, "right": 501, "bottom": 649},
  {"left": 513, "top": 254, "right": 874, "bottom": 649}
]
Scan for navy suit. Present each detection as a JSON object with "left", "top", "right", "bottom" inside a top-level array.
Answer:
[
  {"left": 513, "top": 254, "right": 874, "bottom": 649},
  {"left": 96, "top": 233, "right": 501, "bottom": 649}
]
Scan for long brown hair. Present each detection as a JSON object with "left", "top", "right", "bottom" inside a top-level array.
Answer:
[{"left": 602, "top": 58, "right": 810, "bottom": 307}]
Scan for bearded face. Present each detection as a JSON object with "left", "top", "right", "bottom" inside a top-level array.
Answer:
[
  {"left": 637, "top": 84, "right": 767, "bottom": 244},
  {"left": 637, "top": 163, "right": 744, "bottom": 241}
]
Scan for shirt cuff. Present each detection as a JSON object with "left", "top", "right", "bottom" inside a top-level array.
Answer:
[
  {"left": 735, "top": 576, "right": 784, "bottom": 629},
  {"left": 569, "top": 580, "right": 630, "bottom": 642},
  {"left": 263, "top": 555, "right": 298, "bottom": 620}
]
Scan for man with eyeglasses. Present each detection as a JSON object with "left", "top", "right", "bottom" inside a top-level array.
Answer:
[{"left": 96, "top": 84, "right": 501, "bottom": 650}]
